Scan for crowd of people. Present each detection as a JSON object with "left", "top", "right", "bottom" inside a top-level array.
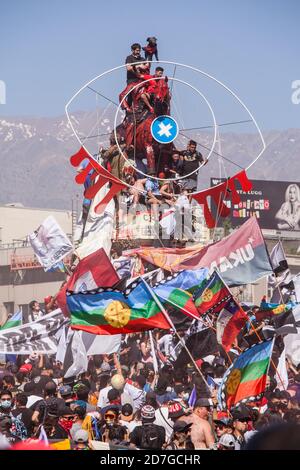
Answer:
[
  {"left": 0, "top": 310, "right": 300, "bottom": 450},
  {"left": 1, "top": 38, "right": 300, "bottom": 453}
]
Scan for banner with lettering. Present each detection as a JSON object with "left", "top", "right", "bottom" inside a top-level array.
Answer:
[{"left": 0, "top": 309, "right": 68, "bottom": 354}]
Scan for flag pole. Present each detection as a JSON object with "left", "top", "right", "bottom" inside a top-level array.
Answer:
[
  {"left": 141, "top": 277, "right": 211, "bottom": 390},
  {"left": 149, "top": 331, "right": 159, "bottom": 375}
]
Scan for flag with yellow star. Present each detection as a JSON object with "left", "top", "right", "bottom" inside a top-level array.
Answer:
[{"left": 67, "top": 280, "right": 170, "bottom": 335}]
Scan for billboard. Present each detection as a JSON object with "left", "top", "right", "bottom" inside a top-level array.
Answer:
[{"left": 210, "top": 178, "right": 300, "bottom": 231}]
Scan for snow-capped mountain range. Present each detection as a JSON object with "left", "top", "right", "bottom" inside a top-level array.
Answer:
[{"left": 0, "top": 111, "right": 299, "bottom": 210}]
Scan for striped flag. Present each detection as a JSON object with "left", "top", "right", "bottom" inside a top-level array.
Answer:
[
  {"left": 193, "top": 270, "right": 232, "bottom": 316},
  {"left": 68, "top": 279, "right": 171, "bottom": 335},
  {"left": 218, "top": 340, "right": 274, "bottom": 410},
  {"left": 256, "top": 298, "right": 294, "bottom": 322},
  {"left": 153, "top": 268, "right": 209, "bottom": 319},
  {"left": 0, "top": 308, "right": 22, "bottom": 330}
]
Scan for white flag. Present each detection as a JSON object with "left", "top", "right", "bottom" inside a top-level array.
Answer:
[
  {"left": 268, "top": 242, "right": 292, "bottom": 303},
  {"left": 75, "top": 180, "right": 114, "bottom": 259},
  {"left": 28, "top": 216, "right": 73, "bottom": 271},
  {"left": 62, "top": 328, "right": 121, "bottom": 378},
  {"left": 63, "top": 330, "right": 88, "bottom": 378},
  {"left": 276, "top": 347, "right": 289, "bottom": 390}
]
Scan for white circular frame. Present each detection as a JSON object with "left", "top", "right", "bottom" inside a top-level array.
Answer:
[{"left": 65, "top": 61, "right": 266, "bottom": 196}]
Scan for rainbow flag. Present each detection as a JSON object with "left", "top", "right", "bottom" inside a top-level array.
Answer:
[
  {"left": 218, "top": 340, "right": 274, "bottom": 410},
  {"left": 68, "top": 279, "right": 170, "bottom": 335},
  {"left": 193, "top": 270, "right": 231, "bottom": 315},
  {"left": 154, "top": 268, "right": 208, "bottom": 319}
]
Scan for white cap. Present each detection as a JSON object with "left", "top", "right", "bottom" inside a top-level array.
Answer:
[
  {"left": 219, "top": 433, "right": 235, "bottom": 449},
  {"left": 111, "top": 374, "right": 125, "bottom": 391}
]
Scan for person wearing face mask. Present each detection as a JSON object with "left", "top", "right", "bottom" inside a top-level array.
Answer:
[
  {"left": 58, "top": 407, "right": 76, "bottom": 437},
  {"left": 173, "top": 384, "right": 191, "bottom": 411},
  {"left": 0, "top": 390, "right": 27, "bottom": 441}
]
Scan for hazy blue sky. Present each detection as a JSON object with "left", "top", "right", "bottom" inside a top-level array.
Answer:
[{"left": 1, "top": 0, "right": 299, "bottom": 130}]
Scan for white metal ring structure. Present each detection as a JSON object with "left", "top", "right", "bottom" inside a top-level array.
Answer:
[{"left": 65, "top": 61, "right": 266, "bottom": 196}]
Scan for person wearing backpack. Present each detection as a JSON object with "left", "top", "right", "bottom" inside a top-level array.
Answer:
[{"left": 129, "top": 405, "right": 165, "bottom": 449}]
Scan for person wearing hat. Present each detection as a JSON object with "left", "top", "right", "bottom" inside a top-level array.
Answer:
[
  {"left": 97, "top": 371, "right": 134, "bottom": 412},
  {"left": 73, "top": 429, "right": 90, "bottom": 450},
  {"left": 58, "top": 384, "right": 74, "bottom": 405},
  {"left": 166, "top": 420, "right": 193, "bottom": 450},
  {"left": 152, "top": 397, "right": 174, "bottom": 442},
  {"left": 36, "top": 403, "right": 71, "bottom": 439},
  {"left": 168, "top": 401, "right": 186, "bottom": 421},
  {"left": 218, "top": 433, "right": 236, "bottom": 450},
  {"left": 58, "top": 406, "right": 76, "bottom": 437},
  {"left": 214, "top": 416, "right": 233, "bottom": 439},
  {"left": 99, "top": 405, "right": 120, "bottom": 443},
  {"left": 110, "top": 352, "right": 146, "bottom": 412},
  {"left": 231, "top": 405, "right": 251, "bottom": 450},
  {"left": 180, "top": 398, "right": 215, "bottom": 449},
  {"left": 130, "top": 405, "right": 166, "bottom": 449},
  {"left": 18, "top": 363, "right": 33, "bottom": 375}
]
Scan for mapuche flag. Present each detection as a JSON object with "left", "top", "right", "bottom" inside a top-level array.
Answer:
[
  {"left": 218, "top": 340, "right": 274, "bottom": 410},
  {"left": 56, "top": 248, "right": 119, "bottom": 316},
  {"left": 255, "top": 297, "right": 294, "bottom": 322},
  {"left": 67, "top": 279, "right": 171, "bottom": 335},
  {"left": 193, "top": 270, "right": 232, "bottom": 316},
  {"left": 153, "top": 268, "right": 208, "bottom": 319}
]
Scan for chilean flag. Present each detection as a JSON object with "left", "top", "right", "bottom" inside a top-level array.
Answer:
[
  {"left": 217, "top": 298, "right": 248, "bottom": 351},
  {"left": 56, "top": 248, "right": 119, "bottom": 316}
]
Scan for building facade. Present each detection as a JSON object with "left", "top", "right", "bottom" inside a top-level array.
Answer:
[{"left": 0, "top": 204, "right": 73, "bottom": 323}]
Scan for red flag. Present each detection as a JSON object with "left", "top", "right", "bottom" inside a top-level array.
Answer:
[
  {"left": 216, "top": 298, "right": 248, "bottom": 351},
  {"left": 70, "top": 147, "right": 126, "bottom": 215},
  {"left": 56, "top": 248, "right": 119, "bottom": 316},
  {"left": 191, "top": 170, "right": 252, "bottom": 228}
]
